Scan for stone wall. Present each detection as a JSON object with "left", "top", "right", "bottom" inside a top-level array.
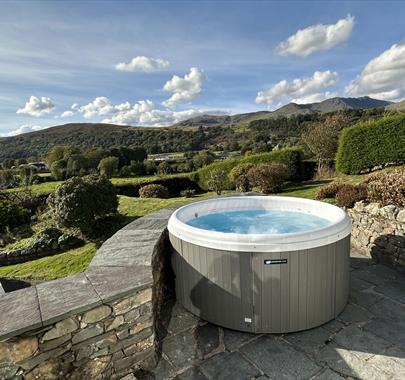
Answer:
[
  {"left": 348, "top": 202, "right": 405, "bottom": 271},
  {"left": 0, "top": 206, "right": 179, "bottom": 379}
]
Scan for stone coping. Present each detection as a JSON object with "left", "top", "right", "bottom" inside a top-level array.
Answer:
[{"left": 0, "top": 206, "right": 179, "bottom": 341}]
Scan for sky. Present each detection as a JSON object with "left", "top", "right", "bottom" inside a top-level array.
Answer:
[{"left": 1, "top": 0, "right": 405, "bottom": 136}]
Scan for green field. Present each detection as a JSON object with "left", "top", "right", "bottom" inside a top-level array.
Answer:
[{"left": 0, "top": 243, "right": 97, "bottom": 281}]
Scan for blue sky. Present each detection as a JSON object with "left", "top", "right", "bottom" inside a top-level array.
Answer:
[{"left": 1, "top": 0, "right": 405, "bottom": 136}]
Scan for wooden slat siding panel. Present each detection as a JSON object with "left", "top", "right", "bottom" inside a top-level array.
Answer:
[
  {"left": 271, "top": 252, "right": 282, "bottom": 332},
  {"left": 222, "top": 251, "right": 232, "bottom": 328},
  {"left": 230, "top": 251, "right": 240, "bottom": 329},
  {"left": 288, "top": 251, "right": 299, "bottom": 332},
  {"left": 328, "top": 243, "right": 336, "bottom": 321},
  {"left": 280, "top": 251, "right": 290, "bottom": 332},
  {"left": 240, "top": 253, "right": 253, "bottom": 332},
  {"left": 335, "top": 236, "right": 351, "bottom": 315},
  {"left": 298, "top": 250, "right": 308, "bottom": 330}
]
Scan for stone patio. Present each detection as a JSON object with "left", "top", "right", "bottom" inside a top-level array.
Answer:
[{"left": 135, "top": 250, "right": 405, "bottom": 380}]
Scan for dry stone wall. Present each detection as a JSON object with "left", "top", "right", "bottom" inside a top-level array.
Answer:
[
  {"left": 348, "top": 202, "right": 405, "bottom": 271},
  {"left": 0, "top": 206, "right": 179, "bottom": 380}
]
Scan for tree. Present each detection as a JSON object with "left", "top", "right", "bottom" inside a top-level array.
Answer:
[
  {"left": 67, "top": 154, "right": 90, "bottom": 177},
  {"left": 301, "top": 114, "right": 348, "bottom": 171},
  {"left": 47, "top": 145, "right": 81, "bottom": 166},
  {"left": 98, "top": 156, "right": 119, "bottom": 178},
  {"left": 192, "top": 151, "right": 215, "bottom": 169},
  {"left": 47, "top": 175, "right": 118, "bottom": 234},
  {"left": 207, "top": 168, "right": 227, "bottom": 195},
  {"left": 19, "top": 165, "right": 34, "bottom": 187},
  {"left": 50, "top": 160, "right": 67, "bottom": 180}
]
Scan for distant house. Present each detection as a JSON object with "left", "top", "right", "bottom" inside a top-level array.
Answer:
[{"left": 28, "top": 162, "right": 49, "bottom": 172}]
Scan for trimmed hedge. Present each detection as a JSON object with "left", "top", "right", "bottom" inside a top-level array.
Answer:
[
  {"left": 336, "top": 114, "right": 405, "bottom": 174},
  {"left": 114, "top": 176, "right": 201, "bottom": 198},
  {"left": 196, "top": 148, "right": 303, "bottom": 190}
]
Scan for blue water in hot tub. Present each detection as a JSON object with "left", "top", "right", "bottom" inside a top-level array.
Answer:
[{"left": 186, "top": 209, "right": 331, "bottom": 234}]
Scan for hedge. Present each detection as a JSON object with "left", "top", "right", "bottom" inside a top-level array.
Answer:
[
  {"left": 196, "top": 148, "right": 303, "bottom": 190},
  {"left": 114, "top": 176, "right": 201, "bottom": 198},
  {"left": 336, "top": 114, "right": 405, "bottom": 174}
]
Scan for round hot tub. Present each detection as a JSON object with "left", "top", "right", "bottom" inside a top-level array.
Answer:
[{"left": 168, "top": 196, "right": 351, "bottom": 333}]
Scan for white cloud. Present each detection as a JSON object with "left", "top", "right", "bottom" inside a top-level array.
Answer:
[
  {"left": 163, "top": 67, "right": 206, "bottom": 107},
  {"left": 277, "top": 15, "right": 355, "bottom": 57},
  {"left": 346, "top": 41, "right": 405, "bottom": 101},
  {"left": 0, "top": 124, "right": 46, "bottom": 137},
  {"left": 79, "top": 97, "right": 116, "bottom": 118},
  {"left": 255, "top": 70, "right": 338, "bottom": 108},
  {"left": 115, "top": 56, "right": 169, "bottom": 72},
  {"left": 71, "top": 103, "right": 79, "bottom": 110},
  {"left": 16, "top": 96, "right": 55, "bottom": 117},
  {"left": 61, "top": 110, "right": 74, "bottom": 117}
]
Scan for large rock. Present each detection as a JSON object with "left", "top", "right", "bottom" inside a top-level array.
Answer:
[
  {"left": 379, "top": 205, "right": 400, "bottom": 220},
  {"left": 42, "top": 318, "right": 78, "bottom": 341},
  {"left": 397, "top": 209, "right": 405, "bottom": 223},
  {"left": 82, "top": 305, "right": 112, "bottom": 324},
  {"left": 0, "top": 336, "right": 38, "bottom": 362}
]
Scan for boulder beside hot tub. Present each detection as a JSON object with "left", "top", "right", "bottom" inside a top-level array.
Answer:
[{"left": 168, "top": 196, "right": 351, "bottom": 334}]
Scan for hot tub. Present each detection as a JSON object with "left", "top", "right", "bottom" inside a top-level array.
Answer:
[{"left": 168, "top": 196, "right": 351, "bottom": 333}]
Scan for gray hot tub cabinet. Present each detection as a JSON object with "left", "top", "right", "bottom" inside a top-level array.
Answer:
[{"left": 169, "top": 234, "right": 350, "bottom": 333}]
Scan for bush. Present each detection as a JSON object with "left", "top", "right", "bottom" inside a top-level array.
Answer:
[
  {"left": 336, "top": 114, "right": 405, "bottom": 174},
  {"left": 50, "top": 160, "right": 67, "bottom": 181},
  {"left": 180, "top": 189, "right": 196, "bottom": 198},
  {"left": 365, "top": 169, "right": 405, "bottom": 207},
  {"left": 114, "top": 176, "right": 201, "bottom": 198},
  {"left": 0, "top": 169, "right": 19, "bottom": 189},
  {"left": 229, "top": 163, "right": 254, "bottom": 192},
  {"left": 247, "top": 163, "right": 289, "bottom": 194},
  {"left": 0, "top": 199, "right": 30, "bottom": 232},
  {"left": 207, "top": 169, "right": 227, "bottom": 195},
  {"left": 139, "top": 184, "right": 169, "bottom": 199},
  {"left": 48, "top": 175, "right": 118, "bottom": 233},
  {"left": 335, "top": 184, "right": 368, "bottom": 208},
  {"left": 196, "top": 148, "right": 303, "bottom": 190},
  {"left": 316, "top": 182, "right": 346, "bottom": 200}
]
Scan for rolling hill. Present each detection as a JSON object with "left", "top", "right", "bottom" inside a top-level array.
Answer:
[{"left": 0, "top": 96, "right": 397, "bottom": 161}]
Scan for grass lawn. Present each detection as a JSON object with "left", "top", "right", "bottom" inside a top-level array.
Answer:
[{"left": 0, "top": 243, "right": 96, "bottom": 282}]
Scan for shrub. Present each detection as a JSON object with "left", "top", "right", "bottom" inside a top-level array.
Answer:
[
  {"left": 98, "top": 156, "right": 119, "bottom": 178},
  {"left": 48, "top": 175, "right": 118, "bottom": 233},
  {"left": 196, "top": 148, "right": 303, "bottom": 190},
  {"left": 157, "top": 161, "right": 171, "bottom": 175},
  {"left": 365, "top": 169, "right": 405, "bottom": 207},
  {"left": 336, "top": 114, "right": 405, "bottom": 174},
  {"left": 335, "top": 184, "right": 368, "bottom": 208},
  {"left": 229, "top": 163, "right": 254, "bottom": 192},
  {"left": 139, "top": 184, "right": 169, "bottom": 198},
  {"left": 243, "top": 148, "right": 303, "bottom": 180},
  {"left": 247, "top": 163, "right": 289, "bottom": 194},
  {"left": 114, "top": 176, "right": 201, "bottom": 198},
  {"left": 207, "top": 168, "right": 227, "bottom": 195},
  {"left": 180, "top": 189, "right": 196, "bottom": 198},
  {"left": 0, "top": 199, "right": 30, "bottom": 232},
  {"left": 316, "top": 182, "right": 346, "bottom": 200}
]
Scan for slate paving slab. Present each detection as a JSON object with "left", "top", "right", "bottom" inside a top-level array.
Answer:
[
  {"left": 240, "top": 335, "right": 320, "bottom": 380},
  {"left": 161, "top": 329, "right": 200, "bottom": 369},
  {"left": 173, "top": 367, "right": 208, "bottom": 380},
  {"left": 368, "top": 297, "right": 405, "bottom": 323},
  {"left": 310, "top": 368, "right": 345, "bottom": 380},
  {"left": 336, "top": 303, "right": 373, "bottom": 324},
  {"left": 315, "top": 343, "right": 392, "bottom": 380},
  {"left": 195, "top": 324, "right": 221, "bottom": 358},
  {"left": 332, "top": 325, "right": 392, "bottom": 360},
  {"left": 363, "top": 318, "right": 405, "bottom": 346},
  {"left": 199, "top": 351, "right": 260, "bottom": 380},
  {"left": 282, "top": 326, "right": 332, "bottom": 356},
  {"left": 222, "top": 328, "right": 257, "bottom": 352},
  {"left": 375, "top": 280, "right": 405, "bottom": 304}
]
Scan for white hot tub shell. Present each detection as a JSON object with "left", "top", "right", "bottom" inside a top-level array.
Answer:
[{"left": 168, "top": 196, "right": 351, "bottom": 333}]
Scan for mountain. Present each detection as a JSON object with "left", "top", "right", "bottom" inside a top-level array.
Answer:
[{"left": 175, "top": 96, "right": 392, "bottom": 127}]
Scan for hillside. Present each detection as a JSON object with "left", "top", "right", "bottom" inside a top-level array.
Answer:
[
  {"left": 174, "top": 96, "right": 392, "bottom": 127},
  {"left": 386, "top": 100, "right": 405, "bottom": 111}
]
